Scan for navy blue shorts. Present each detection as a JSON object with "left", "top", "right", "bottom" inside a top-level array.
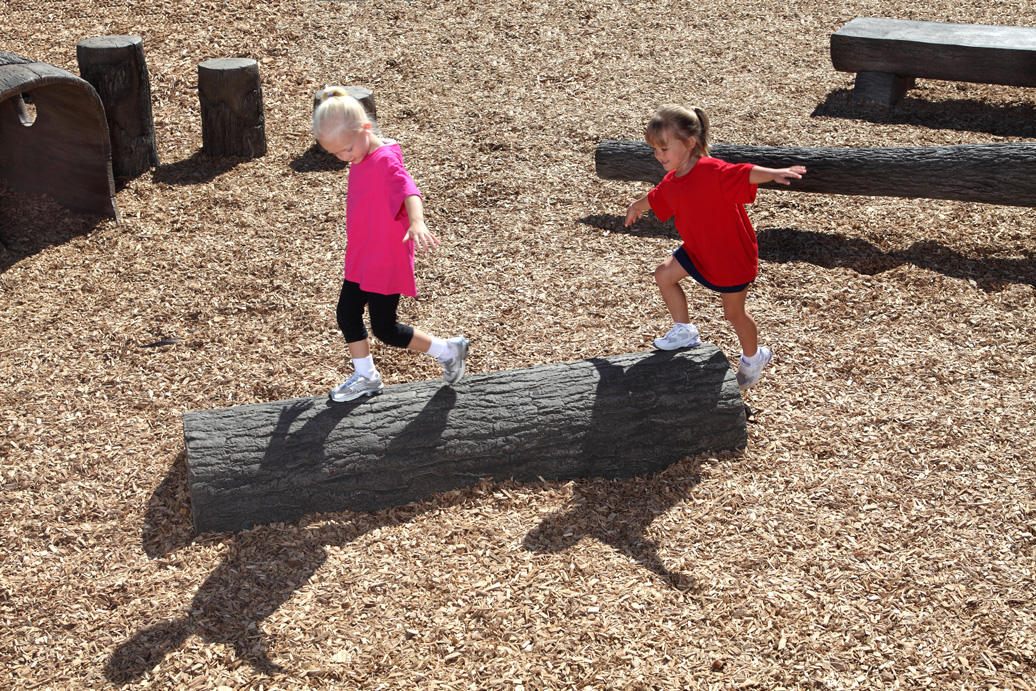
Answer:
[{"left": 673, "top": 247, "right": 752, "bottom": 294}]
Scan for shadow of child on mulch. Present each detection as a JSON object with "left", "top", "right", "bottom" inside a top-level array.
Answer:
[
  {"left": 108, "top": 452, "right": 452, "bottom": 684},
  {"left": 523, "top": 456, "right": 705, "bottom": 592}
]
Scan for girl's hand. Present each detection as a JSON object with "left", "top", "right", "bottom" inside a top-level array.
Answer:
[
  {"left": 624, "top": 203, "right": 643, "bottom": 227},
  {"left": 771, "top": 165, "right": 807, "bottom": 185},
  {"left": 404, "top": 222, "right": 440, "bottom": 253}
]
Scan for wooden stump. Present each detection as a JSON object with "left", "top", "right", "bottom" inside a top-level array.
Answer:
[
  {"left": 594, "top": 140, "right": 1036, "bottom": 207},
  {"left": 184, "top": 347, "right": 748, "bottom": 533},
  {"left": 197, "top": 58, "right": 266, "bottom": 158},
  {"left": 76, "top": 36, "right": 159, "bottom": 179}
]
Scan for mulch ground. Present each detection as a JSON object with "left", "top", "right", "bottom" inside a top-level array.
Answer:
[{"left": 2, "top": 0, "right": 1035, "bottom": 689}]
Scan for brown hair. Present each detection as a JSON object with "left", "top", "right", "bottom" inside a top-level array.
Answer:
[{"left": 644, "top": 104, "right": 709, "bottom": 157}]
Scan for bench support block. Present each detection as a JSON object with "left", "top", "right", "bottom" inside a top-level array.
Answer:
[{"left": 851, "top": 71, "right": 916, "bottom": 106}]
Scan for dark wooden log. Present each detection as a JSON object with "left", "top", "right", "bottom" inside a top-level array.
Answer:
[
  {"left": 594, "top": 140, "right": 1036, "bottom": 207},
  {"left": 76, "top": 36, "right": 159, "bottom": 179},
  {"left": 184, "top": 346, "right": 747, "bottom": 533},
  {"left": 197, "top": 58, "right": 266, "bottom": 158},
  {"left": 831, "top": 18, "right": 1036, "bottom": 89},
  {"left": 0, "top": 50, "right": 119, "bottom": 219}
]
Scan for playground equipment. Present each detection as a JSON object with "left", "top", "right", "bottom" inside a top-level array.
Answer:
[
  {"left": 198, "top": 57, "right": 267, "bottom": 158},
  {"left": 595, "top": 140, "right": 1036, "bottom": 207},
  {"left": 0, "top": 50, "right": 119, "bottom": 218},
  {"left": 831, "top": 17, "right": 1036, "bottom": 105},
  {"left": 184, "top": 347, "right": 747, "bottom": 533},
  {"left": 76, "top": 36, "right": 159, "bottom": 179}
]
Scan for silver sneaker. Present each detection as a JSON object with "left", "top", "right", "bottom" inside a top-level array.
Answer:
[
  {"left": 736, "top": 347, "right": 772, "bottom": 390},
  {"left": 441, "top": 335, "right": 470, "bottom": 384},
  {"left": 653, "top": 324, "right": 701, "bottom": 351},
  {"left": 330, "top": 372, "right": 383, "bottom": 402}
]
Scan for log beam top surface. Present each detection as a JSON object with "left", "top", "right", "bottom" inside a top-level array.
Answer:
[{"left": 184, "top": 346, "right": 747, "bottom": 533}]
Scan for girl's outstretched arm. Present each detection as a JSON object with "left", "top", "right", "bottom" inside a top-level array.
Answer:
[
  {"left": 625, "top": 193, "right": 651, "bottom": 227},
  {"left": 750, "top": 165, "right": 807, "bottom": 185},
  {"left": 402, "top": 195, "right": 440, "bottom": 253}
]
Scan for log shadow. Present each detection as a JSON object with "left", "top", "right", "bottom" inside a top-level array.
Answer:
[
  {"left": 577, "top": 212, "right": 677, "bottom": 240},
  {"left": 140, "top": 451, "right": 196, "bottom": 559},
  {"left": 759, "top": 226, "right": 1036, "bottom": 291},
  {"left": 108, "top": 387, "right": 460, "bottom": 683},
  {"left": 0, "top": 180, "right": 107, "bottom": 272},
  {"left": 151, "top": 151, "right": 242, "bottom": 186},
  {"left": 812, "top": 89, "right": 1036, "bottom": 139},
  {"left": 289, "top": 143, "right": 348, "bottom": 173}
]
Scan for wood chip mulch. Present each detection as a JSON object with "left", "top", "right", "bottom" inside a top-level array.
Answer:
[{"left": 2, "top": 1, "right": 1035, "bottom": 689}]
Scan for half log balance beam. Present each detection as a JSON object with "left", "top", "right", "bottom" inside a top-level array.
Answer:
[
  {"left": 595, "top": 140, "right": 1036, "bottom": 208},
  {"left": 184, "top": 346, "right": 748, "bottom": 533}
]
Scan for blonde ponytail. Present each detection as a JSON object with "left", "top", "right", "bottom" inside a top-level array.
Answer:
[{"left": 313, "top": 85, "right": 371, "bottom": 141}]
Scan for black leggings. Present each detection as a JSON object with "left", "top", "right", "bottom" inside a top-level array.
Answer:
[{"left": 336, "top": 280, "right": 415, "bottom": 349}]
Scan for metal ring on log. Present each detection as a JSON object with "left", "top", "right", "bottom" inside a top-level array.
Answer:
[
  {"left": 0, "top": 50, "right": 119, "bottom": 219},
  {"left": 184, "top": 347, "right": 748, "bottom": 533}
]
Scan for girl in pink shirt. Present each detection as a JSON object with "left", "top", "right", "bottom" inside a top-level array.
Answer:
[
  {"left": 313, "top": 87, "right": 469, "bottom": 402},
  {"left": 624, "top": 105, "right": 806, "bottom": 389}
]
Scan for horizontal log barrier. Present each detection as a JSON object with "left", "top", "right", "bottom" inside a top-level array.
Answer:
[
  {"left": 184, "top": 346, "right": 748, "bottom": 533},
  {"left": 595, "top": 140, "right": 1036, "bottom": 207}
]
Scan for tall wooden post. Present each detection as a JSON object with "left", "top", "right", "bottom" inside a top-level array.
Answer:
[
  {"left": 76, "top": 35, "right": 160, "bottom": 179},
  {"left": 197, "top": 58, "right": 266, "bottom": 158}
]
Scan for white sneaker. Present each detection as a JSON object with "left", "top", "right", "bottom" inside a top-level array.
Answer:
[
  {"left": 653, "top": 324, "right": 701, "bottom": 350},
  {"left": 330, "top": 372, "right": 384, "bottom": 402},
  {"left": 441, "top": 335, "right": 470, "bottom": 384},
  {"left": 736, "top": 347, "right": 772, "bottom": 390}
]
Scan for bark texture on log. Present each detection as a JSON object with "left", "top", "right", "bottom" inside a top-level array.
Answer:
[
  {"left": 77, "top": 36, "right": 159, "bottom": 179},
  {"left": 0, "top": 50, "right": 119, "bottom": 219},
  {"left": 831, "top": 18, "right": 1036, "bottom": 88},
  {"left": 198, "top": 58, "right": 266, "bottom": 158},
  {"left": 184, "top": 346, "right": 747, "bottom": 533},
  {"left": 595, "top": 140, "right": 1036, "bottom": 207}
]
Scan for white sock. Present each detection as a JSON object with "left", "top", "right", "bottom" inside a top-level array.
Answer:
[
  {"left": 425, "top": 336, "right": 452, "bottom": 362},
  {"left": 741, "top": 349, "right": 764, "bottom": 366},
  {"left": 352, "top": 355, "right": 377, "bottom": 379}
]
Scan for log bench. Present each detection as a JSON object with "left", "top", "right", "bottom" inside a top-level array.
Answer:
[
  {"left": 595, "top": 140, "right": 1036, "bottom": 207},
  {"left": 184, "top": 347, "right": 748, "bottom": 533},
  {"left": 831, "top": 17, "right": 1036, "bottom": 106}
]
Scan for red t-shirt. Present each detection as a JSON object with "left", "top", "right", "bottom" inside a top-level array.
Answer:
[{"left": 647, "top": 157, "right": 759, "bottom": 287}]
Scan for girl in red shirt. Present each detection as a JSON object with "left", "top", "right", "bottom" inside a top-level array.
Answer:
[{"left": 625, "top": 105, "right": 806, "bottom": 389}]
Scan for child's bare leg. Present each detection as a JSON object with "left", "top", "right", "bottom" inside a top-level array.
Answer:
[
  {"left": 406, "top": 329, "right": 432, "bottom": 353},
  {"left": 721, "top": 288, "right": 758, "bottom": 357},
  {"left": 346, "top": 339, "right": 371, "bottom": 359},
  {"left": 654, "top": 256, "right": 691, "bottom": 324}
]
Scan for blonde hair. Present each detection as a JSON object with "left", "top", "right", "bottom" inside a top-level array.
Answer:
[
  {"left": 645, "top": 104, "right": 710, "bottom": 158},
  {"left": 313, "top": 86, "right": 373, "bottom": 141}
]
